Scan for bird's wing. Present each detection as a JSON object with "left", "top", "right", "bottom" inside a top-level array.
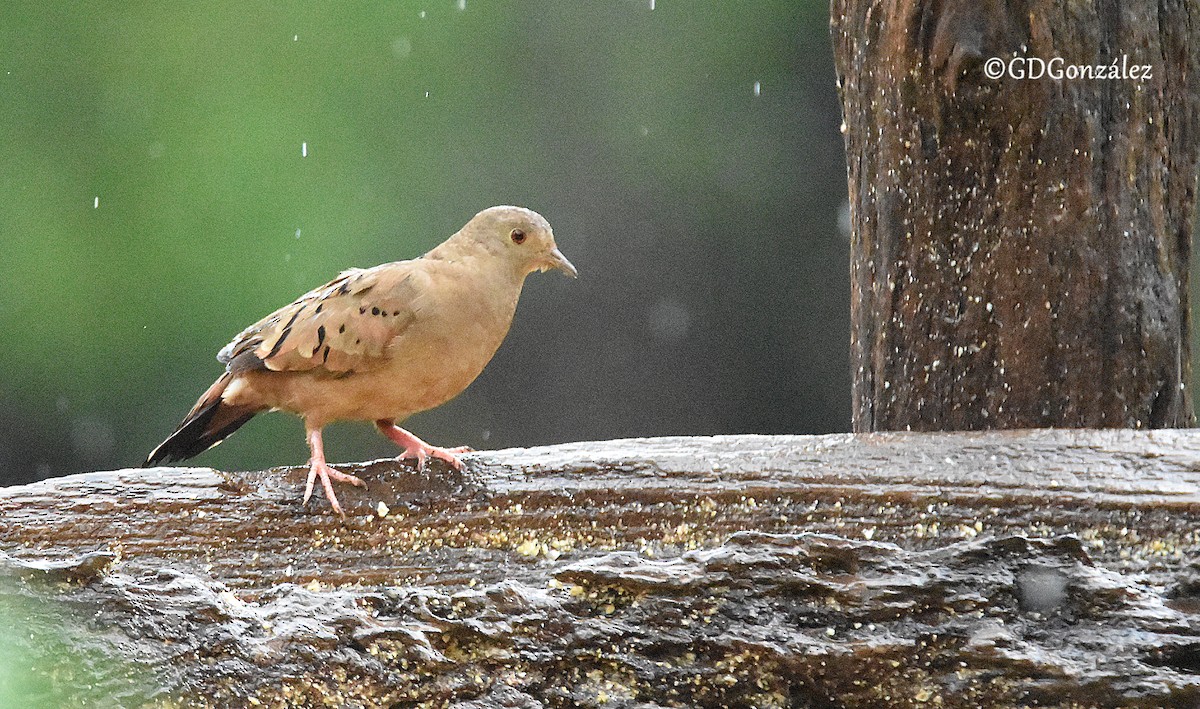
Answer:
[{"left": 218, "top": 262, "right": 429, "bottom": 375}]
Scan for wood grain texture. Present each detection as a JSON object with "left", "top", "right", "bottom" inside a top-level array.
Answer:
[
  {"left": 833, "top": 0, "right": 1200, "bottom": 431},
  {"left": 4, "top": 431, "right": 1200, "bottom": 706}
]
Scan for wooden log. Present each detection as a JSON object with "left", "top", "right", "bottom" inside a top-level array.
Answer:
[
  {"left": 832, "top": 0, "right": 1200, "bottom": 431},
  {"left": 3, "top": 432, "right": 1200, "bottom": 706}
]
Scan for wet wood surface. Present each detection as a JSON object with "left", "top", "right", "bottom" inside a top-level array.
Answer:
[
  {"left": 4, "top": 430, "right": 1200, "bottom": 707},
  {"left": 833, "top": 0, "right": 1200, "bottom": 431}
]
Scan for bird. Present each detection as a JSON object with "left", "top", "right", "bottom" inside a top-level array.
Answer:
[{"left": 144, "top": 205, "right": 577, "bottom": 515}]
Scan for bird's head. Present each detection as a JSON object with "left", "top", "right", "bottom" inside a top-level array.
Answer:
[{"left": 458, "top": 205, "right": 578, "bottom": 279}]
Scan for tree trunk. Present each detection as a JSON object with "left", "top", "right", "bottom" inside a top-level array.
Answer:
[
  {"left": 5, "top": 433, "right": 1200, "bottom": 707},
  {"left": 832, "top": 0, "right": 1200, "bottom": 432}
]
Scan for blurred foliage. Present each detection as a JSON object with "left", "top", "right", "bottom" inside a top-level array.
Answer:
[
  {"left": 0, "top": 581, "right": 154, "bottom": 706},
  {"left": 0, "top": 1, "right": 849, "bottom": 483}
]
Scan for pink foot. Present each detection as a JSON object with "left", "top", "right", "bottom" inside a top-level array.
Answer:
[
  {"left": 376, "top": 421, "right": 472, "bottom": 471},
  {"left": 303, "top": 426, "right": 366, "bottom": 516},
  {"left": 303, "top": 460, "right": 366, "bottom": 516}
]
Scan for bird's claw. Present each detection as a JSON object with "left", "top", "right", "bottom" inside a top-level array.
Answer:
[
  {"left": 303, "top": 460, "right": 366, "bottom": 517},
  {"left": 379, "top": 423, "right": 470, "bottom": 471},
  {"left": 397, "top": 442, "right": 467, "bottom": 471}
]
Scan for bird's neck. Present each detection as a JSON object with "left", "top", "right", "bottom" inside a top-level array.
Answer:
[{"left": 426, "top": 235, "right": 530, "bottom": 285}]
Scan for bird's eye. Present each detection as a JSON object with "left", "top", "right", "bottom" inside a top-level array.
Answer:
[{"left": 510, "top": 229, "right": 526, "bottom": 245}]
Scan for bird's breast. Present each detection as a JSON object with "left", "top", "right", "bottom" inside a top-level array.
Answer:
[{"left": 381, "top": 279, "right": 520, "bottom": 411}]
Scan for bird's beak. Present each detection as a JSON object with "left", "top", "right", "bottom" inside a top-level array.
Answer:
[{"left": 543, "top": 246, "right": 578, "bottom": 278}]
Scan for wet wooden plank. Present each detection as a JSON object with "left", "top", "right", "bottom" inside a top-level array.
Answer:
[{"left": 2, "top": 431, "right": 1200, "bottom": 707}]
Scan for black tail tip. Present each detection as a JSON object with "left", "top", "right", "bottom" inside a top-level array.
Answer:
[
  {"left": 142, "top": 449, "right": 175, "bottom": 468},
  {"left": 143, "top": 399, "right": 258, "bottom": 468}
]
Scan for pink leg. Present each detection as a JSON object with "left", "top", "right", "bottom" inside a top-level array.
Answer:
[
  {"left": 375, "top": 420, "right": 471, "bottom": 471},
  {"left": 304, "top": 426, "right": 366, "bottom": 516}
]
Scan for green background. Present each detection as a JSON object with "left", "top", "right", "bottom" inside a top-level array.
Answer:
[{"left": 1, "top": 1, "right": 848, "bottom": 482}]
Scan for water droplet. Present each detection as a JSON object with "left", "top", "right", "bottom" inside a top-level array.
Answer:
[
  {"left": 301, "top": 141, "right": 308, "bottom": 157},
  {"left": 293, "top": 34, "right": 298, "bottom": 42},
  {"left": 392, "top": 37, "right": 412, "bottom": 59},
  {"left": 456, "top": 0, "right": 466, "bottom": 9},
  {"left": 837, "top": 199, "right": 851, "bottom": 239},
  {"left": 70, "top": 416, "right": 116, "bottom": 465},
  {"left": 647, "top": 298, "right": 691, "bottom": 341},
  {"left": 418, "top": 10, "right": 426, "bottom": 18},
  {"left": 649, "top": 0, "right": 655, "bottom": 9},
  {"left": 1016, "top": 565, "right": 1068, "bottom": 613},
  {"left": 93, "top": 196, "right": 99, "bottom": 208},
  {"left": 752, "top": 80, "right": 761, "bottom": 96},
  {"left": 295, "top": 228, "right": 302, "bottom": 239}
]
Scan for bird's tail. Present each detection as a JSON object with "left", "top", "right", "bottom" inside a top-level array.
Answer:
[{"left": 144, "top": 373, "right": 261, "bottom": 466}]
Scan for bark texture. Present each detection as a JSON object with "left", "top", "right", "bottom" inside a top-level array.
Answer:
[
  {"left": 832, "top": 0, "right": 1200, "bottom": 431},
  {"left": 4, "top": 433, "right": 1200, "bottom": 707}
]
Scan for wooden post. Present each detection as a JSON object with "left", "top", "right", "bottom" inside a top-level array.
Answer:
[{"left": 832, "top": 0, "right": 1200, "bottom": 431}]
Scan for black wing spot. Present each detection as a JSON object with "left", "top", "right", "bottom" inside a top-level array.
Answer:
[
  {"left": 322, "top": 345, "right": 331, "bottom": 363},
  {"left": 339, "top": 324, "right": 346, "bottom": 334},
  {"left": 316, "top": 325, "right": 326, "bottom": 348},
  {"left": 264, "top": 306, "right": 306, "bottom": 360},
  {"left": 371, "top": 306, "right": 381, "bottom": 316}
]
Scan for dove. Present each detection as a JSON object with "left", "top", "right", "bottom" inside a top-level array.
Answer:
[{"left": 144, "top": 205, "right": 577, "bottom": 515}]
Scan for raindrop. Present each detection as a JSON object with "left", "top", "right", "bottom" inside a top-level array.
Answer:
[
  {"left": 70, "top": 416, "right": 116, "bottom": 465},
  {"left": 456, "top": 0, "right": 466, "bottom": 9},
  {"left": 301, "top": 142, "right": 308, "bottom": 157},
  {"left": 392, "top": 37, "right": 412, "bottom": 59},
  {"left": 1016, "top": 565, "right": 1068, "bottom": 613},
  {"left": 752, "top": 80, "right": 761, "bottom": 96},
  {"left": 93, "top": 196, "right": 99, "bottom": 208},
  {"left": 295, "top": 229, "right": 302, "bottom": 239},
  {"left": 649, "top": 0, "right": 655, "bottom": 8},
  {"left": 837, "top": 199, "right": 851, "bottom": 239},
  {"left": 293, "top": 34, "right": 298, "bottom": 42},
  {"left": 418, "top": 10, "right": 426, "bottom": 18},
  {"left": 647, "top": 297, "right": 691, "bottom": 342}
]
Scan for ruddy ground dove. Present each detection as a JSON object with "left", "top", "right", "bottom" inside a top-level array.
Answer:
[{"left": 145, "top": 205, "right": 577, "bottom": 514}]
